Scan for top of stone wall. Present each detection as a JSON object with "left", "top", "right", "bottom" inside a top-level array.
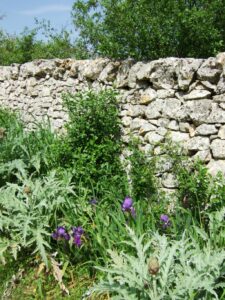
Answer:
[{"left": 0, "top": 53, "right": 225, "bottom": 93}]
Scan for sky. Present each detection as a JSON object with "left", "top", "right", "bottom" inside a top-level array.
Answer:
[{"left": 0, "top": 0, "right": 76, "bottom": 39}]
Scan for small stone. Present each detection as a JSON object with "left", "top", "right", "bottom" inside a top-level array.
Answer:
[
  {"left": 144, "top": 132, "right": 164, "bottom": 144},
  {"left": 183, "top": 90, "right": 211, "bottom": 101},
  {"left": 139, "top": 123, "right": 157, "bottom": 135},
  {"left": 157, "top": 127, "right": 167, "bottom": 136},
  {"left": 169, "top": 131, "right": 189, "bottom": 143},
  {"left": 127, "top": 105, "right": 145, "bottom": 117},
  {"left": 211, "top": 139, "right": 225, "bottom": 158},
  {"left": 195, "top": 124, "right": 217, "bottom": 136},
  {"left": 157, "top": 89, "right": 175, "bottom": 98},
  {"left": 179, "top": 122, "right": 190, "bottom": 132},
  {"left": 193, "top": 150, "right": 211, "bottom": 162},
  {"left": 167, "top": 120, "right": 179, "bottom": 130},
  {"left": 207, "top": 159, "right": 225, "bottom": 176},
  {"left": 121, "top": 116, "right": 132, "bottom": 127},
  {"left": 186, "top": 136, "right": 210, "bottom": 151},
  {"left": 140, "top": 88, "right": 157, "bottom": 104},
  {"left": 218, "top": 126, "right": 225, "bottom": 139},
  {"left": 162, "top": 173, "right": 178, "bottom": 188},
  {"left": 213, "top": 94, "right": 225, "bottom": 103}
]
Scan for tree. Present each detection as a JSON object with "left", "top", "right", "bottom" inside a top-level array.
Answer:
[{"left": 72, "top": 0, "right": 225, "bottom": 60}]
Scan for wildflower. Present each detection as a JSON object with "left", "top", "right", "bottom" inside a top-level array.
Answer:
[
  {"left": 160, "top": 214, "right": 170, "bottom": 228},
  {"left": 72, "top": 226, "right": 84, "bottom": 247},
  {"left": 148, "top": 257, "right": 160, "bottom": 275},
  {"left": 122, "top": 196, "right": 136, "bottom": 217},
  {"left": 51, "top": 226, "right": 70, "bottom": 241},
  {"left": 89, "top": 198, "right": 97, "bottom": 205}
]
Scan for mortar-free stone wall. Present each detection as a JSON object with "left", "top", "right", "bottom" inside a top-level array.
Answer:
[{"left": 1, "top": 54, "right": 225, "bottom": 184}]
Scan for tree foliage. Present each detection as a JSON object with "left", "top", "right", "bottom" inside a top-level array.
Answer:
[{"left": 72, "top": 0, "right": 225, "bottom": 60}]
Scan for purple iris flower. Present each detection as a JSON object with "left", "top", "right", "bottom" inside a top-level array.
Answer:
[
  {"left": 89, "top": 199, "right": 97, "bottom": 205},
  {"left": 72, "top": 226, "right": 84, "bottom": 247},
  {"left": 52, "top": 226, "right": 71, "bottom": 240},
  {"left": 122, "top": 196, "right": 136, "bottom": 217},
  {"left": 160, "top": 214, "right": 170, "bottom": 228}
]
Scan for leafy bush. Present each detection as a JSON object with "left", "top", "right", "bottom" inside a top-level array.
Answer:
[{"left": 72, "top": 0, "right": 225, "bottom": 60}]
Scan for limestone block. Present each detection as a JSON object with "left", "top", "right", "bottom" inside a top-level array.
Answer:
[
  {"left": 195, "top": 124, "right": 217, "bottom": 136},
  {"left": 186, "top": 136, "right": 210, "bottom": 151},
  {"left": 127, "top": 105, "right": 145, "bottom": 117},
  {"left": 157, "top": 89, "right": 175, "bottom": 99},
  {"left": 208, "top": 103, "right": 225, "bottom": 123},
  {"left": 167, "top": 120, "right": 179, "bottom": 131},
  {"left": 207, "top": 159, "right": 225, "bottom": 176},
  {"left": 139, "top": 123, "right": 157, "bottom": 135},
  {"left": 211, "top": 139, "right": 225, "bottom": 158},
  {"left": 218, "top": 126, "right": 225, "bottom": 139},
  {"left": 99, "top": 61, "right": 121, "bottom": 83},
  {"left": 161, "top": 98, "right": 182, "bottom": 118},
  {"left": 197, "top": 57, "right": 222, "bottom": 83},
  {"left": 139, "top": 88, "right": 157, "bottom": 104},
  {"left": 183, "top": 89, "right": 211, "bottom": 100},
  {"left": 193, "top": 150, "right": 211, "bottom": 162},
  {"left": 144, "top": 132, "right": 164, "bottom": 144},
  {"left": 178, "top": 58, "right": 203, "bottom": 90},
  {"left": 121, "top": 116, "right": 132, "bottom": 127},
  {"left": 145, "top": 99, "right": 164, "bottom": 119},
  {"left": 162, "top": 173, "right": 178, "bottom": 188},
  {"left": 128, "top": 62, "right": 145, "bottom": 88},
  {"left": 169, "top": 131, "right": 189, "bottom": 143}
]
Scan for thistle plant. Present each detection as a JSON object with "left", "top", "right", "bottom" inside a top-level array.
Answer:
[{"left": 90, "top": 226, "right": 225, "bottom": 300}]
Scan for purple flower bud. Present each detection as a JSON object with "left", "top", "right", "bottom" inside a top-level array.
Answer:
[
  {"left": 51, "top": 232, "right": 58, "bottom": 240},
  {"left": 89, "top": 199, "right": 97, "bottom": 205},
  {"left": 122, "top": 196, "right": 133, "bottom": 211},
  {"left": 72, "top": 226, "right": 84, "bottom": 237},
  {"left": 63, "top": 233, "right": 71, "bottom": 241},
  {"left": 73, "top": 235, "right": 82, "bottom": 247},
  {"left": 57, "top": 226, "right": 67, "bottom": 236},
  {"left": 160, "top": 214, "right": 170, "bottom": 228},
  {"left": 122, "top": 197, "right": 136, "bottom": 218}
]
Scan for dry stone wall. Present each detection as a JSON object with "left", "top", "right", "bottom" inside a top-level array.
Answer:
[{"left": 1, "top": 54, "right": 225, "bottom": 181}]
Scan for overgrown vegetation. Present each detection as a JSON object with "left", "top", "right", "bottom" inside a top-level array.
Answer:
[
  {"left": 1, "top": 0, "right": 225, "bottom": 65},
  {"left": 0, "top": 89, "right": 224, "bottom": 299},
  {"left": 72, "top": 0, "right": 225, "bottom": 60}
]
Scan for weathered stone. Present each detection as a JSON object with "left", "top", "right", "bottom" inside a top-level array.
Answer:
[
  {"left": 195, "top": 124, "right": 217, "bottom": 136},
  {"left": 139, "top": 123, "right": 157, "bottom": 135},
  {"left": 216, "top": 76, "right": 225, "bottom": 94},
  {"left": 162, "top": 173, "right": 178, "bottom": 188},
  {"left": 207, "top": 160, "right": 225, "bottom": 176},
  {"left": 218, "top": 125, "right": 225, "bottom": 139},
  {"left": 167, "top": 120, "right": 179, "bottom": 130},
  {"left": 127, "top": 105, "right": 145, "bottom": 117},
  {"left": 144, "top": 132, "right": 164, "bottom": 144},
  {"left": 99, "top": 61, "right": 120, "bottom": 83},
  {"left": 197, "top": 57, "right": 222, "bottom": 83},
  {"left": 157, "top": 127, "right": 167, "bottom": 136},
  {"left": 145, "top": 99, "right": 164, "bottom": 119},
  {"left": 179, "top": 122, "right": 190, "bottom": 132},
  {"left": 186, "top": 136, "right": 210, "bottom": 151},
  {"left": 128, "top": 62, "right": 144, "bottom": 88},
  {"left": 193, "top": 150, "right": 211, "bottom": 162},
  {"left": 213, "top": 94, "right": 225, "bottom": 102},
  {"left": 79, "top": 59, "right": 109, "bottom": 81},
  {"left": 169, "top": 131, "right": 189, "bottom": 143},
  {"left": 208, "top": 104, "right": 225, "bottom": 123},
  {"left": 183, "top": 100, "right": 212, "bottom": 123},
  {"left": 116, "top": 59, "right": 135, "bottom": 88},
  {"left": 121, "top": 116, "right": 132, "bottom": 127},
  {"left": 139, "top": 88, "right": 157, "bottom": 104},
  {"left": 161, "top": 98, "right": 182, "bottom": 118},
  {"left": 211, "top": 139, "right": 225, "bottom": 158},
  {"left": 157, "top": 89, "right": 175, "bottom": 98},
  {"left": 183, "top": 89, "right": 211, "bottom": 100},
  {"left": 216, "top": 52, "right": 225, "bottom": 69},
  {"left": 178, "top": 58, "right": 203, "bottom": 90},
  {"left": 219, "top": 103, "right": 225, "bottom": 109}
]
